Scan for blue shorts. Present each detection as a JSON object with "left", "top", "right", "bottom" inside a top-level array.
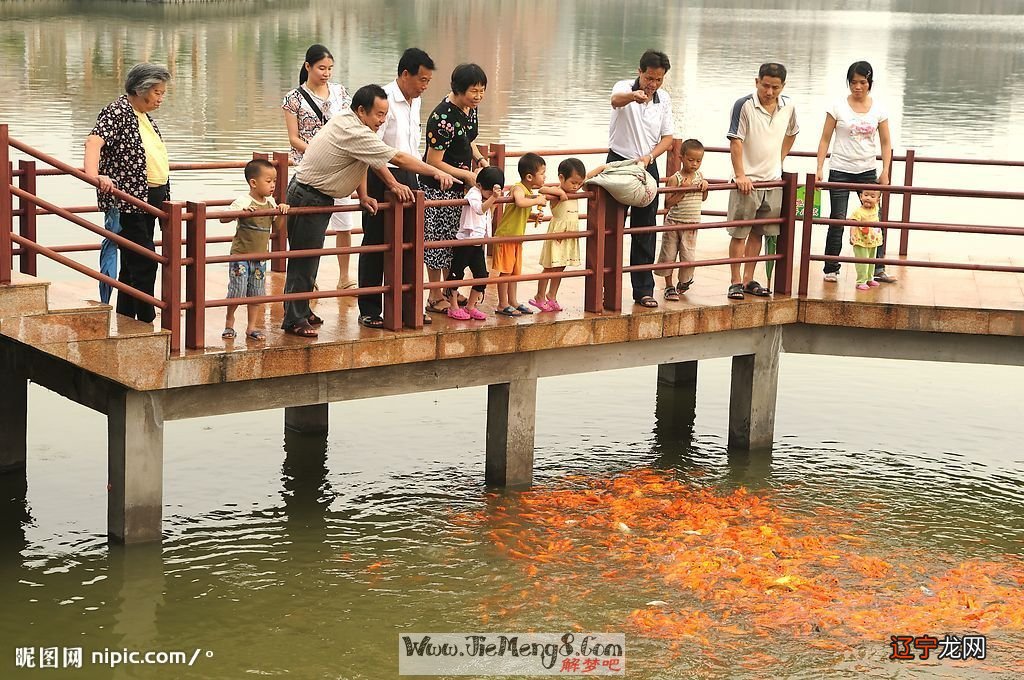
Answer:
[{"left": 226, "top": 260, "right": 267, "bottom": 299}]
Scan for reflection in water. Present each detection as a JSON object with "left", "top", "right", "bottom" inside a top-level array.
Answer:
[
  {"left": 650, "top": 381, "right": 697, "bottom": 466},
  {"left": 280, "top": 428, "right": 334, "bottom": 530},
  {"left": 0, "top": 472, "right": 30, "bottom": 557},
  {"left": 108, "top": 544, "right": 165, "bottom": 679}
]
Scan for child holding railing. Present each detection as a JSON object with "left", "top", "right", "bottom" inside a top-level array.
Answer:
[
  {"left": 220, "top": 159, "right": 289, "bottom": 341},
  {"left": 530, "top": 158, "right": 606, "bottom": 312},
  {"left": 850, "top": 185, "right": 883, "bottom": 290},
  {"left": 656, "top": 139, "right": 708, "bottom": 301},
  {"left": 445, "top": 166, "right": 505, "bottom": 320}
]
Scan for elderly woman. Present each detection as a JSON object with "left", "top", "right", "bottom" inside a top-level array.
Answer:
[{"left": 84, "top": 63, "right": 171, "bottom": 322}]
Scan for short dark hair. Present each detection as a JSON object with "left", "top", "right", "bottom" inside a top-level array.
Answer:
[
  {"left": 398, "top": 48, "right": 435, "bottom": 77},
  {"left": 558, "top": 158, "right": 586, "bottom": 179},
  {"left": 681, "top": 139, "right": 704, "bottom": 154},
  {"left": 758, "top": 62, "right": 787, "bottom": 82},
  {"left": 857, "top": 181, "right": 881, "bottom": 198},
  {"left": 846, "top": 61, "right": 874, "bottom": 90},
  {"left": 518, "top": 152, "right": 545, "bottom": 179},
  {"left": 477, "top": 166, "right": 505, "bottom": 189},
  {"left": 639, "top": 50, "right": 671, "bottom": 72},
  {"left": 451, "top": 63, "right": 487, "bottom": 95},
  {"left": 350, "top": 84, "right": 387, "bottom": 113},
  {"left": 244, "top": 158, "right": 274, "bottom": 183}
]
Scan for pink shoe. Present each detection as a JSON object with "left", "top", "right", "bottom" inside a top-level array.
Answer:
[
  {"left": 466, "top": 307, "right": 487, "bottom": 321},
  {"left": 856, "top": 283, "right": 870, "bottom": 290},
  {"left": 547, "top": 299, "right": 563, "bottom": 311},
  {"left": 867, "top": 280, "right": 881, "bottom": 287},
  {"left": 447, "top": 306, "right": 471, "bottom": 320},
  {"left": 528, "top": 298, "right": 550, "bottom": 312}
]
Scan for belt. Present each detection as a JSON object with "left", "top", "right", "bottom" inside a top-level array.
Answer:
[{"left": 294, "top": 179, "right": 332, "bottom": 201}]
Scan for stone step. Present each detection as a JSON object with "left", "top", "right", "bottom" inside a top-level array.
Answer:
[
  {"left": 0, "top": 272, "right": 49, "bottom": 318},
  {"left": 34, "top": 330, "right": 172, "bottom": 390}
]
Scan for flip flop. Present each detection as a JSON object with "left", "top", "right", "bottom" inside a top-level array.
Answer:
[
  {"left": 246, "top": 330, "right": 266, "bottom": 341},
  {"left": 337, "top": 280, "right": 358, "bottom": 290},
  {"left": 515, "top": 304, "right": 534, "bottom": 315},
  {"left": 284, "top": 323, "right": 318, "bottom": 338},
  {"left": 495, "top": 305, "right": 521, "bottom": 317},
  {"left": 221, "top": 328, "right": 236, "bottom": 339},
  {"left": 636, "top": 296, "right": 658, "bottom": 308}
]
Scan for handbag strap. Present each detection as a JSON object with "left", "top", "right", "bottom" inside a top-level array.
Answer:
[{"left": 297, "top": 86, "right": 327, "bottom": 125}]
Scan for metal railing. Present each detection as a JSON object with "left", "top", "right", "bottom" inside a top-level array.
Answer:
[{"left": 1, "top": 122, "right": 1021, "bottom": 355}]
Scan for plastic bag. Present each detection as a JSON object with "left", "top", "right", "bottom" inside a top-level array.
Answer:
[{"left": 585, "top": 159, "right": 658, "bottom": 207}]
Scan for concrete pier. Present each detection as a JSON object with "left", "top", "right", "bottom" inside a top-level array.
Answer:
[
  {"left": 285, "top": 403, "right": 330, "bottom": 434},
  {"left": 728, "top": 327, "right": 782, "bottom": 450},
  {"left": 107, "top": 390, "right": 164, "bottom": 544},
  {"left": 485, "top": 379, "right": 538, "bottom": 488},
  {"left": 0, "top": 351, "right": 28, "bottom": 473}
]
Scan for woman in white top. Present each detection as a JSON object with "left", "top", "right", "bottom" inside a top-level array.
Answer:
[
  {"left": 815, "top": 61, "right": 896, "bottom": 283},
  {"left": 282, "top": 44, "right": 360, "bottom": 288}
]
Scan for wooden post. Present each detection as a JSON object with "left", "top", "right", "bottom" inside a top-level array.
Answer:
[
  {"left": 898, "top": 149, "right": 915, "bottom": 257},
  {"left": 797, "top": 173, "right": 816, "bottom": 297},
  {"left": 270, "top": 151, "right": 290, "bottom": 273},
  {"left": 185, "top": 201, "right": 206, "bottom": 349},
  {"left": 601, "top": 187, "right": 625, "bottom": 312},
  {"left": 160, "top": 201, "right": 183, "bottom": 352},
  {"left": 402, "top": 190, "right": 426, "bottom": 329},
  {"left": 774, "top": 172, "right": 798, "bottom": 295},
  {"left": 583, "top": 186, "right": 605, "bottom": 314},
  {"left": 382, "top": 190, "right": 403, "bottom": 331},
  {"left": 17, "top": 160, "right": 37, "bottom": 276},
  {"left": 0, "top": 124, "right": 12, "bottom": 285}
]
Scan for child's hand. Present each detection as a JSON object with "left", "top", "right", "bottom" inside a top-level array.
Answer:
[
  {"left": 492, "top": 184, "right": 502, "bottom": 195},
  {"left": 698, "top": 180, "right": 709, "bottom": 192},
  {"left": 534, "top": 194, "right": 548, "bottom": 206},
  {"left": 278, "top": 203, "right": 290, "bottom": 214},
  {"left": 244, "top": 205, "right": 258, "bottom": 213}
]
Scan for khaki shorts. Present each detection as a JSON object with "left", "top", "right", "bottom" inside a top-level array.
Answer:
[{"left": 726, "top": 188, "right": 782, "bottom": 238}]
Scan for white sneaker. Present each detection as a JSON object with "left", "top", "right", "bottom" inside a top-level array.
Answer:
[{"left": 823, "top": 272, "right": 839, "bottom": 283}]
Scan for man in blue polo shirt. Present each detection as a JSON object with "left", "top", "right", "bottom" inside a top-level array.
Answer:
[{"left": 608, "top": 49, "right": 675, "bottom": 308}]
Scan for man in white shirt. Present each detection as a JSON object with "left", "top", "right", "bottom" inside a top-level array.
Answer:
[
  {"left": 357, "top": 48, "right": 436, "bottom": 328},
  {"left": 608, "top": 50, "right": 675, "bottom": 308},
  {"left": 725, "top": 62, "right": 798, "bottom": 300}
]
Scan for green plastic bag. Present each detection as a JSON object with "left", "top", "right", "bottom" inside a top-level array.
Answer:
[{"left": 796, "top": 186, "right": 821, "bottom": 219}]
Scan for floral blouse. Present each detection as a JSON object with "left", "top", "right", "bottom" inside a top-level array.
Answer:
[
  {"left": 281, "top": 82, "right": 351, "bottom": 164},
  {"left": 90, "top": 95, "right": 167, "bottom": 214},
  {"left": 420, "top": 97, "right": 478, "bottom": 190}
]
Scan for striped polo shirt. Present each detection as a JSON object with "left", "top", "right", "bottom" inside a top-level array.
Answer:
[
  {"left": 726, "top": 92, "right": 799, "bottom": 182},
  {"left": 296, "top": 111, "right": 398, "bottom": 199}
]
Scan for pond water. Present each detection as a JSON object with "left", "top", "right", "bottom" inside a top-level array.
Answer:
[{"left": 1, "top": 1, "right": 1023, "bottom": 678}]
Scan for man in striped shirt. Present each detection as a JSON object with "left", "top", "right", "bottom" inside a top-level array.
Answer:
[
  {"left": 725, "top": 63, "right": 799, "bottom": 300},
  {"left": 282, "top": 84, "right": 455, "bottom": 337}
]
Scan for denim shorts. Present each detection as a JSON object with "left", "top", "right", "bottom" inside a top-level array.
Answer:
[{"left": 227, "top": 260, "right": 267, "bottom": 299}]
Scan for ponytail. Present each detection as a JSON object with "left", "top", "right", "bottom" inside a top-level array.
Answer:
[{"left": 299, "top": 44, "right": 333, "bottom": 86}]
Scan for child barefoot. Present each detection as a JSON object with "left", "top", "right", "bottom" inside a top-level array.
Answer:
[
  {"left": 657, "top": 139, "right": 708, "bottom": 301},
  {"left": 851, "top": 185, "right": 883, "bottom": 290},
  {"left": 446, "top": 166, "right": 505, "bottom": 320},
  {"left": 221, "top": 159, "right": 289, "bottom": 341},
  {"left": 493, "top": 153, "right": 566, "bottom": 316},
  {"left": 531, "top": 158, "right": 605, "bottom": 312}
]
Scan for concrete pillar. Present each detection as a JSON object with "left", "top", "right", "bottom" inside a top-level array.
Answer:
[
  {"left": 285, "top": 403, "right": 329, "bottom": 433},
  {"left": 728, "top": 327, "right": 782, "bottom": 450},
  {"left": 0, "top": 359, "right": 28, "bottom": 473},
  {"left": 485, "top": 379, "right": 537, "bottom": 488},
  {"left": 108, "top": 390, "right": 164, "bottom": 544}
]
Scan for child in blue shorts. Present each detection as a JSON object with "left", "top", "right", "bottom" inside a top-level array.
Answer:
[{"left": 221, "top": 159, "right": 289, "bottom": 341}]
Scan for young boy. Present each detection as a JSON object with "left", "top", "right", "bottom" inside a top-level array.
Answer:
[
  {"left": 445, "top": 166, "right": 506, "bottom": 321},
  {"left": 221, "top": 159, "right": 289, "bottom": 341},
  {"left": 492, "top": 153, "right": 566, "bottom": 316},
  {"left": 657, "top": 139, "right": 709, "bottom": 300}
]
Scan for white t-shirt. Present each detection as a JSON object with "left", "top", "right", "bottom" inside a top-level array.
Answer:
[
  {"left": 827, "top": 98, "right": 888, "bottom": 174},
  {"left": 458, "top": 186, "right": 491, "bottom": 240},
  {"left": 608, "top": 79, "right": 674, "bottom": 160},
  {"left": 378, "top": 80, "right": 422, "bottom": 168}
]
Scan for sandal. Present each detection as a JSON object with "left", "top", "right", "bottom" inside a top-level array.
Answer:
[
  {"left": 496, "top": 305, "right": 522, "bottom": 317},
  {"left": 664, "top": 287, "right": 680, "bottom": 302},
  {"left": 221, "top": 328, "right": 236, "bottom": 339},
  {"left": 466, "top": 307, "right": 487, "bottom": 321},
  {"left": 422, "top": 313, "right": 433, "bottom": 325},
  {"left": 744, "top": 280, "right": 771, "bottom": 297},
  {"left": 728, "top": 283, "right": 745, "bottom": 300},
  {"left": 874, "top": 271, "right": 898, "bottom": 283},
  {"left": 425, "top": 298, "right": 450, "bottom": 314},
  {"left": 447, "top": 307, "right": 471, "bottom": 320},
  {"left": 337, "top": 280, "right": 357, "bottom": 290},
  {"left": 358, "top": 315, "right": 385, "bottom": 329},
  {"left": 547, "top": 300, "right": 563, "bottom": 312},
  {"left": 246, "top": 330, "right": 266, "bottom": 341},
  {"left": 284, "top": 323, "right": 318, "bottom": 338},
  {"left": 677, "top": 279, "right": 693, "bottom": 293},
  {"left": 528, "top": 299, "right": 551, "bottom": 312},
  {"left": 515, "top": 304, "right": 534, "bottom": 315},
  {"left": 307, "top": 313, "right": 324, "bottom": 326},
  {"left": 636, "top": 296, "right": 658, "bottom": 308}
]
